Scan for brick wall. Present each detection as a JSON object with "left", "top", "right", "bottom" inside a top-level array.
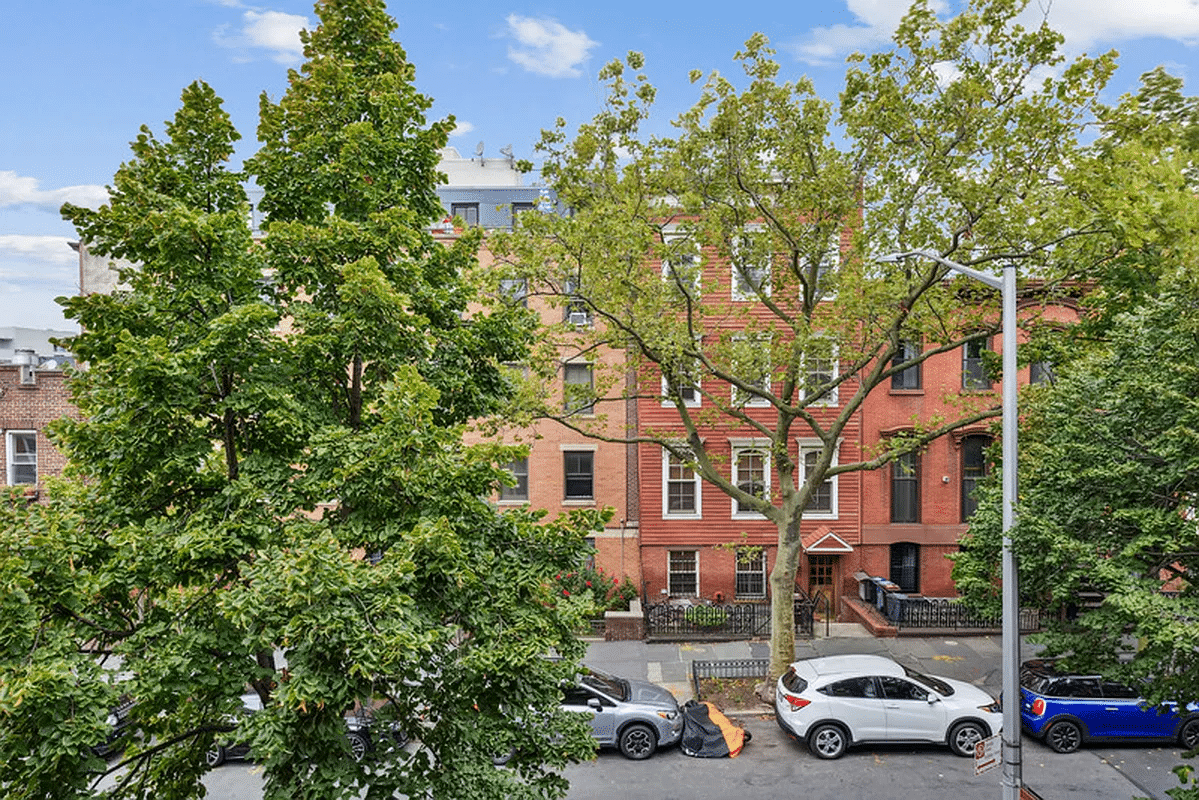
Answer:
[{"left": 0, "top": 365, "right": 78, "bottom": 491}]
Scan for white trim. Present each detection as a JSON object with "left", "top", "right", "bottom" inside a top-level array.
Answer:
[
  {"left": 667, "top": 549, "right": 700, "bottom": 598},
  {"left": 5, "top": 430, "right": 37, "bottom": 486},
  {"left": 796, "top": 438, "right": 839, "bottom": 519},
  {"left": 661, "top": 447, "right": 702, "bottom": 519},
  {"left": 557, "top": 442, "right": 598, "bottom": 452},
  {"left": 730, "top": 443, "right": 770, "bottom": 518},
  {"left": 731, "top": 224, "right": 771, "bottom": 301}
]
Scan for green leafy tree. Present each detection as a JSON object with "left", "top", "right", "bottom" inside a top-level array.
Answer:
[
  {"left": 495, "top": 0, "right": 1122, "bottom": 681},
  {"left": 954, "top": 70, "right": 1199, "bottom": 799},
  {"left": 0, "top": 2, "right": 596, "bottom": 798}
]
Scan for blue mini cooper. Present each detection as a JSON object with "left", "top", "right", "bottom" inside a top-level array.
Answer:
[{"left": 1020, "top": 659, "right": 1199, "bottom": 754}]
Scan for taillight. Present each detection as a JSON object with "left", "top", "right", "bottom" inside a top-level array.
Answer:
[
  {"left": 1030, "top": 697, "right": 1045, "bottom": 717},
  {"left": 782, "top": 694, "right": 810, "bottom": 711}
]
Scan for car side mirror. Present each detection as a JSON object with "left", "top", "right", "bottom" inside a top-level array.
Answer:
[
  {"left": 927, "top": 695, "right": 940, "bottom": 704},
  {"left": 587, "top": 698, "right": 603, "bottom": 711}
]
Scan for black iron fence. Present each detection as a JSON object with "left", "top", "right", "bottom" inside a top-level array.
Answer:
[
  {"left": 645, "top": 592, "right": 828, "bottom": 641},
  {"left": 691, "top": 658, "right": 770, "bottom": 699},
  {"left": 884, "top": 594, "right": 1041, "bottom": 632}
]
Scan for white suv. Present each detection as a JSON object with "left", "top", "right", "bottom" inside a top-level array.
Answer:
[{"left": 774, "top": 654, "right": 1002, "bottom": 759}]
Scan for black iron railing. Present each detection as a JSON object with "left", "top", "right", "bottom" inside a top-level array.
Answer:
[{"left": 645, "top": 592, "right": 828, "bottom": 641}]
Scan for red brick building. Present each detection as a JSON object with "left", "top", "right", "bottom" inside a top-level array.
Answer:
[{"left": 0, "top": 363, "right": 77, "bottom": 497}]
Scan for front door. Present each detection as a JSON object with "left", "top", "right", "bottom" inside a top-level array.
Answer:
[{"left": 808, "top": 554, "right": 838, "bottom": 618}]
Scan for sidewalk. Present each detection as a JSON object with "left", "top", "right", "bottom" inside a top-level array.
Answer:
[{"left": 581, "top": 622, "right": 1012, "bottom": 712}]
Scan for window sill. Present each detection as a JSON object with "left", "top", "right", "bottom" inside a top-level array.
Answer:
[
  {"left": 662, "top": 512, "right": 702, "bottom": 520},
  {"left": 562, "top": 499, "right": 596, "bottom": 506},
  {"left": 497, "top": 499, "right": 530, "bottom": 506},
  {"left": 889, "top": 388, "right": 924, "bottom": 396}
]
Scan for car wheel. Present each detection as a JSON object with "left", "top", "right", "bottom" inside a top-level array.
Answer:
[
  {"left": 618, "top": 723, "right": 657, "bottom": 760},
  {"left": 205, "top": 744, "right": 226, "bottom": 768},
  {"left": 1179, "top": 718, "right": 1199, "bottom": 750},
  {"left": 948, "top": 721, "right": 986, "bottom": 757},
  {"left": 347, "top": 731, "right": 370, "bottom": 762},
  {"left": 1045, "top": 719, "right": 1083, "bottom": 754},
  {"left": 808, "top": 723, "right": 848, "bottom": 759}
]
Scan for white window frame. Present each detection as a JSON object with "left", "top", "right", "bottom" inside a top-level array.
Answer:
[
  {"left": 731, "top": 225, "right": 771, "bottom": 301},
  {"left": 797, "top": 438, "right": 839, "bottom": 519},
  {"left": 661, "top": 447, "right": 702, "bottom": 519},
  {"left": 661, "top": 231, "right": 702, "bottom": 297},
  {"left": 731, "top": 335, "right": 771, "bottom": 408},
  {"left": 562, "top": 446, "right": 597, "bottom": 503},
  {"left": 730, "top": 439, "right": 770, "bottom": 518},
  {"left": 563, "top": 360, "right": 595, "bottom": 415},
  {"left": 667, "top": 549, "right": 699, "bottom": 597},
  {"left": 499, "top": 457, "right": 529, "bottom": 503},
  {"left": 734, "top": 548, "right": 767, "bottom": 599},
  {"left": 802, "top": 342, "right": 839, "bottom": 406},
  {"left": 6, "top": 430, "right": 37, "bottom": 486}
]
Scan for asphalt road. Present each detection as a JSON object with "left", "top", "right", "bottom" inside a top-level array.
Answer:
[
  {"left": 189, "top": 715, "right": 1194, "bottom": 800},
  {"left": 560, "top": 714, "right": 1194, "bottom": 800}
]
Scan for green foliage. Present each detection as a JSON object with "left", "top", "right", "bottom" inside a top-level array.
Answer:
[
  {"left": 954, "top": 286, "right": 1199, "bottom": 785},
  {"left": 4, "top": 2, "right": 592, "bottom": 798},
  {"left": 552, "top": 565, "right": 638, "bottom": 615},
  {"left": 684, "top": 606, "right": 729, "bottom": 627},
  {"left": 495, "top": 0, "right": 1122, "bottom": 682}
]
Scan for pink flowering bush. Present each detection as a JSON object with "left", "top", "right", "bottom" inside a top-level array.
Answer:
[{"left": 552, "top": 565, "right": 638, "bottom": 614}]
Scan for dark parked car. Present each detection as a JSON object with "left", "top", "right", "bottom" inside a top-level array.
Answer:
[
  {"left": 206, "top": 694, "right": 262, "bottom": 767},
  {"left": 205, "top": 694, "right": 409, "bottom": 766},
  {"left": 493, "top": 667, "right": 684, "bottom": 764},
  {"left": 92, "top": 696, "right": 137, "bottom": 759},
  {"left": 1020, "top": 659, "right": 1199, "bottom": 753}
]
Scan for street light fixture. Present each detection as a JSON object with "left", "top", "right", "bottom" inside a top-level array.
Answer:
[{"left": 879, "top": 250, "right": 1021, "bottom": 800}]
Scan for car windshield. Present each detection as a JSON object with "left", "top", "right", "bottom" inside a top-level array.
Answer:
[
  {"left": 902, "top": 664, "right": 954, "bottom": 696},
  {"left": 580, "top": 669, "right": 629, "bottom": 702}
]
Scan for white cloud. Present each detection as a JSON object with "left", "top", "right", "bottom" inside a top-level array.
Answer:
[
  {"left": 505, "top": 15, "right": 598, "bottom": 78},
  {"left": 789, "top": 0, "right": 949, "bottom": 65},
  {"left": 1028, "top": 0, "right": 1199, "bottom": 49},
  {"left": 0, "top": 172, "right": 108, "bottom": 213},
  {"left": 0, "top": 236, "right": 77, "bottom": 267},
  {"left": 214, "top": 9, "right": 310, "bottom": 64},
  {"left": 791, "top": 0, "right": 1199, "bottom": 67},
  {"left": 451, "top": 121, "right": 475, "bottom": 137}
]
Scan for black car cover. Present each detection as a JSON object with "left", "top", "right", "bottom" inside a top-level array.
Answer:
[{"left": 680, "top": 700, "right": 751, "bottom": 758}]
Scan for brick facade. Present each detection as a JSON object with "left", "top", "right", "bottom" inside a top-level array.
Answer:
[{"left": 0, "top": 365, "right": 78, "bottom": 494}]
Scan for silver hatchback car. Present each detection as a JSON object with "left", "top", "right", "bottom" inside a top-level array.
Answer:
[{"left": 564, "top": 667, "right": 684, "bottom": 759}]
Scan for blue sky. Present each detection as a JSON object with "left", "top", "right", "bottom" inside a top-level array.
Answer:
[{"left": 2, "top": 0, "right": 1198, "bottom": 331}]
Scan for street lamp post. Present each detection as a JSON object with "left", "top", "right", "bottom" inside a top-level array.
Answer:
[{"left": 880, "top": 250, "right": 1021, "bottom": 800}]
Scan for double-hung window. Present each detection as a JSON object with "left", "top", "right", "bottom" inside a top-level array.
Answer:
[
  {"left": 891, "top": 451, "right": 920, "bottom": 523},
  {"left": 662, "top": 447, "right": 701, "bottom": 517},
  {"left": 734, "top": 548, "right": 766, "bottom": 599},
  {"left": 803, "top": 349, "right": 839, "bottom": 406},
  {"left": 961, "top": 434, "right": 990, "bottom": 521},
  {"left": 499, "top": 457, "right": 528, "bottom": 502},
  {"left": 732, "top": 443, "right": 769, "bottom": 517},
  {"left": 668, "top": 550, "right": 698, "bottom": 597},
  {"left": 499, "top": 278, "right": 528, "bottom": 308},
  {"left": 662, "top": 233, "right": 702, "bottom": 298},
  {"left": 798, "top": 442, "right": 837, "bottom": 518},
  {"left": 6, "top": 431, "right": 36, "bottom": 485},
  {"left": 563, "top": 274, "right": 591, "bottom": 326},
  {"left": 962, "top": 337, "right": 992, "bottom": 390},
  {"left": 731, "top": 226, "right": 771, "bottom": 301},
  {"left": 732, "top": 336, "right": 771, "bottom": 407},
  {"left": 563, "top": 362, "right": 594, "bottom": 415},
  {"left": 891, "top": 340, "right": 921, "bottom": 390},
  {"left": 563, "top": 450, "right": 595, "bottom": 501}
]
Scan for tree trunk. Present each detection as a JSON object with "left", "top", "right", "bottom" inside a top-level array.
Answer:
[{"left": 769, "top": 520, "right": 803, "bottom": 683}]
